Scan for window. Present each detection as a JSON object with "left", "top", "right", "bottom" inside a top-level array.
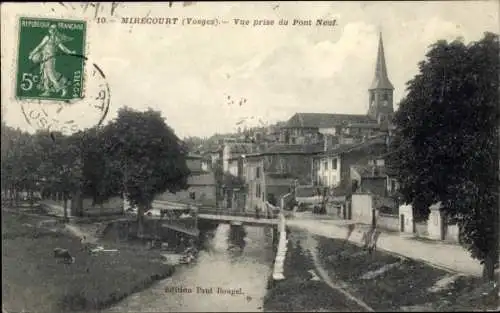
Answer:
[
  {"left": 323, "top": 161, "right": 328, "bottom": 170},
  {"left": 332, "top": 158, "right": 338, "bottom": 170},
  {"left": 189, "top": 192, "right": 196, "bottom": 200},
  {"left": 256, "top": 184, "right": 261, "bottom": 198},
  {"left": 256, "top": 167, "right": 261, "bottom": 179}
]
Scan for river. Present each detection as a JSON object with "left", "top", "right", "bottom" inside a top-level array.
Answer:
[{"left": 106, "top": 223, "right": 276, "bottom": 312}]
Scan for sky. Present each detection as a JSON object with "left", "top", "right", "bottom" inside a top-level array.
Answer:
[{"left": 1, "top": 1, "right": 498, "bottom": 138}]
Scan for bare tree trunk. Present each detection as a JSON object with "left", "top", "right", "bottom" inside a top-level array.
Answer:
[
  {"left": 63, "top": 193, "right": 69, "bottom": 223},
  {"left": 14, "top": 188, "right": 19, "bottom": 207},
  {"left": 137, "top": 204, "right": 145, "bottom": 238},
  {"left": 9, "top": 187, "right": 14, "bottom": 207},
  {"left": 29, "top": 190, "right": 34, "bottom": 209},
  {"left": 483, "top": 251, "right": 497, "bottom": 282}
]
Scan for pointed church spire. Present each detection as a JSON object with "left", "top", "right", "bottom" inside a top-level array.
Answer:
[{"left": 369, "top": 32, "right": 394, "bottom": 90}]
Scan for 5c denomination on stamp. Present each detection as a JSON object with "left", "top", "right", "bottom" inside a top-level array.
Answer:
[
  {"left": 16, "top": 17, "right": 87, "bottom": 101},
  {"left": 15, "top": 16, "right": 110, "bottom": 135}
]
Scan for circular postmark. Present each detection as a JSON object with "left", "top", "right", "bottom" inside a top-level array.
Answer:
[{"left": 20, "top": 53, "right": 110, "bottom": 135}]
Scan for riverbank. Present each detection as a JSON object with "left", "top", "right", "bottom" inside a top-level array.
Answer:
[
  {"left": 314, "top": 235, "right": 498, "bottom": 311},
  {"left": 2, "top": 211, "right": 176, "bottom": 313},
  {"left": 264, "top": 228, "right": 498, "bottom": 312},
  {"left": 263, "top": 230, "right": 365, "bottom": 312}
]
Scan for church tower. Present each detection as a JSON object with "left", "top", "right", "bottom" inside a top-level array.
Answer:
[{"left": 368, "top": 32, "right": 394, "bottom": 124}]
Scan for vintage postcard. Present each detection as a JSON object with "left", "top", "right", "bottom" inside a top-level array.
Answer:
[{"left": 1, "top": 1, "right": 499, "bottom": 313}]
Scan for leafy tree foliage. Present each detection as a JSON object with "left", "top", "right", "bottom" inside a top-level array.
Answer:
[
  {"left": 1, "top": 124, "right": 38, "bottom": 206},
  {"left": 78, "top": 127, "right": 122, "bottom": 206},
  {"left": 387, "top": 33, "right": 499, "bottom": 280},
  {"left": 103, "top": 107, "right": 190, "bottom": 236}
]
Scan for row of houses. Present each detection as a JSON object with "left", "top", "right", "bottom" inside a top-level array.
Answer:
[
  {"left": 204, "top": 32, "right": 401, "bottom": 218},
  {"left": 155, "top": 31, "right": 459, "bottom": 243},
  {"left": 219, "top": 132, "right": 399, "bottom": 215},
  {"left": 171, "top": 32, "right": 402, "bottom": 221}
]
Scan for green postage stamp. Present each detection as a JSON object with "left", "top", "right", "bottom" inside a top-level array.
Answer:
[{"left": 16, "top": 17, "right": 87, "bottom": 101}]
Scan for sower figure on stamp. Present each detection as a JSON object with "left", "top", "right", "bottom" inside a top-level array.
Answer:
[{"left": 28, "top": 24, "right": 76, "bottom": 97}]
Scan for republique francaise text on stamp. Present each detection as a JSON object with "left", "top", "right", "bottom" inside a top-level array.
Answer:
[
  {"left": 16, "top": 17, "right": 86, "bottom": 101},
  {"left": 15, "top": 16, "right": 110, "bottom": 134}
]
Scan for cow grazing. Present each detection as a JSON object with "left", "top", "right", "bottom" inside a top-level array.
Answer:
[{"left": 53, "top": 248, "right": 75, "bottom": 263}]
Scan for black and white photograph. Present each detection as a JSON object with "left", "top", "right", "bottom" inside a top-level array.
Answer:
[{"left": 1, "top": 1, "right": 499, "bottom": 312}]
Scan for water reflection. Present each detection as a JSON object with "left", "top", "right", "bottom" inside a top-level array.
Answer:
[
  {"left": 227, "top": 224, "right": 247, "bottom": 258},
  {"left": 107, "top": 223, "right": 275, "bottom": 312}
]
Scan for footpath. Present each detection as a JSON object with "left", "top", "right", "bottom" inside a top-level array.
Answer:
[{"left": 287, "top": 216, "right": 483, "bottom": 277}]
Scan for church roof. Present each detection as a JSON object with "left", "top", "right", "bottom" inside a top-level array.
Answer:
[
  {"left": 370, "top": 33, "right": 394, "bottom": 90},
  {"left": 283, "top": 113, "right": 375, "bottom": 129}
]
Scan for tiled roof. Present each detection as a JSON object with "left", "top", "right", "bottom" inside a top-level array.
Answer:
[
  {"left": 318, "top": 135, "right": 387, "bottom": 157},
  {"left": 284, "top": 113, "right": 375, "bottom": 129}
]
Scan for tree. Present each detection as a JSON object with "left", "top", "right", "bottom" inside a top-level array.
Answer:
[
  {"left": 35, "top": 130, "right": 82, "bottom": 221},
  {"left": 1, "top": 125, "right": 42, "bottom": 207},
  {"left": 103, "top": 107, "right": 190, "bottom": 237},
  {"left": 387, "top": 33, "right": 499, "bottom": 280},
  {"left": 78, "top": 127, "right": 122, "bottom": 210}
]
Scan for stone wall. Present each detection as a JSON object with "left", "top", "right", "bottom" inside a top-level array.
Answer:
[
  {"left": 376, "top": 213, "right": 399, "bottom": 232},
  {"left": 351, "top": 193, "right": 373, "bottom": 224}
]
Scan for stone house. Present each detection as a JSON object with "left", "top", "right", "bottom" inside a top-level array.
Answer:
[
  {"left": 313, "top": 135, "right": 389, "bottom": 195},
  {"left": 157, "top": 153, "right": 217, "bottom": 206},
  {"left": 244, "top": 143, "right": 323, "bottom": 214}
]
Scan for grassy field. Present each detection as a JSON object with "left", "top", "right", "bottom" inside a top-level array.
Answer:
[
  {"left": 264, "top": 228, "right": 498, "bottom": 312},
  {"left": 263, "top": 232, "right": 365, "bottom": 312},
  {"left": 315, "top": 235, "right": 498, "bottom": 311},
  {"left": 2, "top": 211, "right": 175, "bottom": 313}
]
